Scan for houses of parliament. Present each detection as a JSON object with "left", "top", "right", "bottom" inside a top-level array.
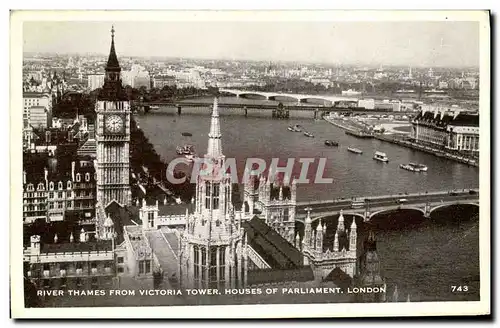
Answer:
[{"left": 23, "top": 27, "right": 391, "bottom": 306}]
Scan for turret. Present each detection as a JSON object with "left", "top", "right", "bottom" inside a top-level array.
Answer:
[
  {"left": 337, "top": 210, "right": 345, "bottom": 232},
  {"left": 315, "top": 222, "right": 323, "bottom": 252},
  {"left": 278, "top": 186, "right": 283, "bottom": 201},
  {"left": 333, "top": 230, "right": 339, "bottom": 252},
  {"left": 53, "top": 233, "right": 58, "bottom": 243},
  {"left": 69, "top": 232, "right": 74, "bottom": 243},
  {"left": 303, "top": 211, "right": 312, "bottom": 249},
  {"left": 349, "top": 218, "right": 357, "bottom": 252},
  {"left": 295, "top": 233, "right": 301, "bottom": 249},
  {"left": 291, "top": 178, "right": 297, "bottom": 203}
]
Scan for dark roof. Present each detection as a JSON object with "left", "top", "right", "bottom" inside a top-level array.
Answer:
[
  {"left": 324, "top": 267, "right": 353, "bottom": 290},
  {"left": 248, "top": 266, "right": 314, "bottom": 285},
  {"left": 105, "top": 202, "right": 140, "bottom": 244},
  {"left": 41, "top": 240, "right": 112, "bottom": 253},
  {"left": 414, "top": 111, "right": 479, "bottom": 129},
  {"left": 106, "top": 36, "right": 120, "bottom": 70},
  {"left": 158, "top": 203, "right": 194, "bottom": 216},
  {"left": 243, "top": 216, "right": 303, "bottom": 270}
]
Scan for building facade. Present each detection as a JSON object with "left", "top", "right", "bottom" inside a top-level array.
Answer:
[{"left": 411, "top": 107, "right": 479, "bottom": 154}]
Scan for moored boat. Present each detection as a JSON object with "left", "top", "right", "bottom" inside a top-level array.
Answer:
[
  {"left": 373, "top": 151, "right": 389, "bottom": 162},
  {"left": 181, "top": 132, "right": 193, "bottom": 137},
  {"left": 347, "top": 147, "right": 363, "bottom": 154},
  {"left": 325, "top": 140, "right": 339, "bottom": 146},
  {"left": 303, "top": 131, "right": 315, "bottom": 138}
]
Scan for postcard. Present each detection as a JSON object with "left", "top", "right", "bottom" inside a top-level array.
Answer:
[{"left": 10, "top": 10, "right": 490, "bottom": 318}]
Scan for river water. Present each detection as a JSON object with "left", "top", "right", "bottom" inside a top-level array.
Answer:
[
  {"left": 137, "top": 111, "right": 478, "bottom": 202},
  {"left": 135, "top": 103, "right": 480, "bottom": 303}
]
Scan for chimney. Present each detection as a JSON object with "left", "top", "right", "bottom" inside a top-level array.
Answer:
[{"left": 23, "top": 170, "right": 26, "bottom": 184}]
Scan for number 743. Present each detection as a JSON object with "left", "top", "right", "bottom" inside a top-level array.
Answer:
[{"left": 451, "top": 285, "right": 469, "bottom": 292}]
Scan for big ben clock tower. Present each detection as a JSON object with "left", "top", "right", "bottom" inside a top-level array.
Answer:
[{"left": 95, "top": 26, "right": 131, "bottom": 209}]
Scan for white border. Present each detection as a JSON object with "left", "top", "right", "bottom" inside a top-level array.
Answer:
[{"left": 10, "top": 10, "right": 491, "bottom": 319}]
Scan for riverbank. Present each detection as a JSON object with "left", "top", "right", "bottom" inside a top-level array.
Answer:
[{"left": 323, "top": 116, "right": 478, "bottom": 167}]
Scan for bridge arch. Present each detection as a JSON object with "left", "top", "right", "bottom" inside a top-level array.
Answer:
[
  {"left": 430, "top": 202, "right": 479, "bottom": 215},
  {"left": 299, "top": 97, "right": 334, "bottom": 106},
  {"left": 369, "top": 207, "right": 425, "bottom": 220},
  {"left": 268, "top": 95, "right": 300, "bottom": 102},
  {"left": 237, "top": 92, "right": 268, "bottom": 100}
]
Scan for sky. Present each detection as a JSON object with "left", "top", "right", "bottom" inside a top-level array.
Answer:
[{"left": 23, "top": 21, "right": 480, "bottom": 67}]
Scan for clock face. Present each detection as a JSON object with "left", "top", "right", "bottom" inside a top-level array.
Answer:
[{"left": 105, "top": 115, "right": 124, "bottom": 133}]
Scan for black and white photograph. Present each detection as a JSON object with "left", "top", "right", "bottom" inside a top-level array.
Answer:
[{"left": 10, "top": 10, "right": 490, "bottom": 318}]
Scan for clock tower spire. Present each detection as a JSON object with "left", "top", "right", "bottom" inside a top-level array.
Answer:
[{"left": 95, "top": 26, "right": 132, "bottom": 238}]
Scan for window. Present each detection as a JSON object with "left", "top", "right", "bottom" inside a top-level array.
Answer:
[
  {"left": 66, "top": 201, "right": 72, "bottom": 208},
  {"left": 37, "top": 183, "right": 44, "bottom": 191},
  {"left": 58, "top": 182, "right": 63, "bottom": 190},
  {"left": 212, "top": 183, "right": 220, "bottom": 210},
  {"left": 91, "top": 277, "right": 98, "bottom": 288},
  {"left": 67, "top": 181, "right": 72, "bottom": 189},
  {"left": 145, "top": 260, "right": 151, "bottom": 274},
  {"left": 49, "top": 182, "right": 54, "bottom": 190},
  {"left": 139, "top": 260, "right": 145, "bottom": 274},
  {"left": 85, "top": 173, "right": 90, "bottom": 182},
  {"left": 117, "top": 257, "right": 124, "bottom": 264},
  {"left": 201, "top": 247, "right": 207, "bottom": 286},
  {"left": 48, "top": 202, "right": 54, "bottom": 209},
  {"left": 193, "top": 245, "right": 200, "bottom": 287},
  {"left": 117, "top": 267, "right": 124, "bottom": 273},
  {"left": 57, "top": 202, "right": 63, "bottom": 209},
  {"left": 148, "top": 212, "right": 154, "bottom": 228},
  {"left": 58, "top": 192, "right": 63, "bottom": 199},
  {"left": 218, "top": 246, "right": 226, "bottom": 288},
  {"left": 27, "top": 184, "right": 34, "bottom": 191},
  {"left": 209, "top": 247, "right": 218, "bottom": 289},
  {"left": 76, "top": 173, "right": 81, "bottom": 182},
  {"left": 205, "top": 182, "right": 211, "bottom": 209}
]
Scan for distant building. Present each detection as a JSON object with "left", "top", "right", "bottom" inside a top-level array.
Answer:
[
  {"left": 153, "top": 75, "right": 176, "bottom": 89},
  {"left": 342, "top": 89, "right": 361, "bottom": 96},
  {"left": 87, "top": 74, "right": 105, "bottom": 91}
]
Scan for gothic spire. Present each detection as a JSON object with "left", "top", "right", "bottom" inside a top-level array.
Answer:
[
  {"left": 106, "top": 25, "right": 120, "bottom": 71},
  {"left": 206, "top": 97, "right": 223, "bottom": 158}
]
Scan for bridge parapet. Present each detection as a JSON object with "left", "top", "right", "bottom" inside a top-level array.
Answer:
[{"left": 295, "top": 198, "right": 479, "bottom": 224}]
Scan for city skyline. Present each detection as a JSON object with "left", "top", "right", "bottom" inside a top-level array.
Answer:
[{"left": 23, "top": 21, "right": 480, "bottom": 68}]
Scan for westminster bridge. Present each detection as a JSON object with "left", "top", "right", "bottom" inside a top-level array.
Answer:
[{"left": 294, "top": 189, "right": 480, "bottom": 223}]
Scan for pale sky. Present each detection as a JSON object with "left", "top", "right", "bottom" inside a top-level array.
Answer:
[{"left": 23, "top": 21, "right": 479, "bottom": 67}]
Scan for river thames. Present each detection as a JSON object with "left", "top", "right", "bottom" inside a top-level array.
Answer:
[{"left": 135, "top": 104, "right": 480, "bottom": 303}]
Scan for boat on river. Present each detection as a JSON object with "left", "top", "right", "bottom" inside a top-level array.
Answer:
[
  {"left": 288, "top": 124, "right": 303, "bottom": 132},
  {"left": 325, "top": 140, "right": 339, "bottom": 147},
  {"left": 373, "top": 151, "right": 389, "bottom": 162},
  {"left": 400, "top": 163, "right": 420, "bottom": 172},
  {"left": 176, "top": 144, "right": 196, "bottom": 156},
  {"left": 347, "top": 147, "right": 363, "bottom": 154},
  {"left": 181, "top": 132, "right": 193, "bottom": 137},
  {"left": 412, "top": 163, "right": 428, "bottom": 172},
  {"left": 303, "top": 131, "right": 315, "bottom": 138}
]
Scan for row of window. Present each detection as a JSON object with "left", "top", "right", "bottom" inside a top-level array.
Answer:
[
  {"left": 24, "top": 174, "right": 93, "bottom": 192},
  {"left": 25, "top": 190, "right": 94, "bottom": 200}
]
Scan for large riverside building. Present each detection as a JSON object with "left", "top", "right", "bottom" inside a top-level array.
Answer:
[{"left": 411, "top": 107, "right": 479, "bottom": 155}]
